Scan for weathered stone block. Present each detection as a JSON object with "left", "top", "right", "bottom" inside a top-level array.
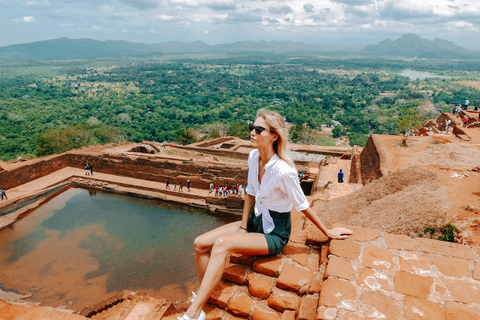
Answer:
[
  {"left": 357, "top": 267, "right": 390, "bottom": 292},
  {"left": 445, "top": 301, "right": 480, "bottom": 320},
  {"left": 296, "top": 295, "right": 318, "bottom": 320},
  {"left": 252, "top": 255, "right": 284, "bottom": 277},
  {"left": 384, "top": 233, "right": 417, "bottom": 251},
  {"left": 276, "top": 264, "right": 314, "bottom": 294},
  {"left": 394, "top": 271, "right": 433, "bottom": 299},
  {"left": 283, "top": 242, "right": 309, "bottom": 266},
  {"left": 280, "top": 310, "right": 296, "bottom": 320},
  {"left": 230, "top": 253, "right": 255, "bottom": 267},
  {"left": 444, "top": 279, "right": 480, "bottom": 304},
  {"left": 361, "top": 292, "right": 399, "bottom": 320},
  {"left": 306, "top": 266, "right": 324, "bottom": 294},
  {"left": 325, "top": 256, "right": 355, "bottom": 281},
  {"left": 316, "top": 306, "right": 337, "bottom": 320},
  {"left": 267, "top": 288, "right": 300, "bottom": 312},
  {"left": 415, "top": 238, "right": 475, "bottom": 260},
  {"left": 319, "top": 278, "right": 357, "bottom": 310},
  {"left": 362, "top": 246, "right": 394, "bottom": 270},
  {"left": 207, "top": 280, "right": 238, "bottom": 309},
  {"left": 403, "top": 296, "right": 445, "bottom": 320},
  {"left": 246, "top": 272, "right": 275, "bottom": 299},
  {"left": 332, "top": 223, "right": 380, "bottom": 242},
  {"left": 227, "top": 291, "right": 254, "bottom": 317},
  {"left": 432, "top": 256, "right": 469, "bottom": 278},
  {"left": 305, "top": 247, "right": 321, "bottom": 271},
  {"left": 329, "top": 240, "right": 361, "bottom": 260},
  {"left": 223, "top": 263, "right": 248, "bottom": 284}
]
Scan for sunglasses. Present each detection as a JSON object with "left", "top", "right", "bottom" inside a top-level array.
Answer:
[{"left": 249, "top": 123, "right": 272, "bottom": 134}]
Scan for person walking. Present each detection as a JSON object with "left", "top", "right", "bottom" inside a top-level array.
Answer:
[
  {"left": 187, "top": 180, "right": 191, "bottom": 192},
  {"left": 215, "top": 186, "right": 219, "bottom": 197},
  {"left": 174, "top": 182, "right": 177, "bottom": 191},
  {"left": 1, "top": 188, "right": 7, "bottom": 200},
  {"left": 445, "top": 119, "right": 452, "bottom": 133},
  {"left": 338, "top": 169, "right": 344, "bottom": 183},
  {"left": 90, "top": 166, "right": 94, "bottom": 176},
  {"left": 209, "top": 182, "right": 214, "bottom": 193},
  {"left": 463, "top": 115, "right": 469, "bottom": 128},
  {"left": 85, "top": 161, "right": 90, "bottom": 176},
  {"left": 179, "top": 183, "right": 183, "bottom": 192},
  {"left": 177, "top": 109, "right": 352, "bottom": 320},
  {"left": 166, "top": 178, "right": 170, "bottom": 190}
]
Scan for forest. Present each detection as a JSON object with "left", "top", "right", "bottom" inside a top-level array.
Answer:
[{"left": 1, "top": 54, "right": 480, "bottom": 161}]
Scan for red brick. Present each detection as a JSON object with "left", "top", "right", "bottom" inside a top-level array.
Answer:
[
  {"left": 432, "top": 256, "right": 469, "bottom": 278},
  {"left": 445, "top": 301, "right": 480, "bottom": 320},
  {"left": 329, "top": 240, "right": 361, "bottom": 260},
  {"left": 325, "top": 256, "right": 355, "bottom": 281},
  {"left": 252, "top": 255, "right": 284, "bottom": 277},
  {"left": 277, "top": 264, "right": 314, "bottom": 294},
  {"left": 207, "top": 280, "right": 238, "bottom": 309},
  {"left": 205, "top": 306, "right": 227, "bottom": 320},
  {"left": 384, "top": 233, "right": 417, "bottom": 251},
  {"left": 305, "top": 247, "right": 321, "bottom": 271},
  {"left": 403, "top": 296, "right": 445, "bottom": 320},
  {"left": 306, "top": 265, "right": 325, "bottom": 294},
  {"left": 444, "top": 279, "right": 480, "bottom": 304},
  {"left": 319, "top": 278, "right": 357, "bottom": 310},
  {"left": 357, "top": 268, "right": 389, "bottom": 292},
  {"left": 415, "top": 237, "right": 475, "bottom": 260},
  {"left": 394, "top": 271, "right": 433, "bottom": 299},
  {"left": 252, "top": 303, "right": 281, "bottom": 320},
  {"left": 320, "top": 245, "right": 329, "bottom": 264},
  {"left": 226, "top": 291, "right": 255, "bottom": 317},
  {"left": 306, "top": 220, "right": 330, "bottom": 245},
  {"left": 230, "top": 253, "right": 255, "bottom": 266},
  {"left": 362, "top": 246, "right": 394, "bottom": 270},
  {"left": 283, "top": 242, "right": 309, "bottom": 266},
  {"left": 297, "top": 295, "right": 318, "bottom": 320},
  {"left": 332, "top": 223, "right": 380, "bottom": 242},
  {"left": 290, "top": 228, "right": 307, "bottom": 244},
  {"left": 361, "top": 292, "right": 399, "bottom": 320},
  {"left": 267, "top": 288, "right": 300, "bottom": 312},
  {"left": 344, "top": 314, "right": 366, "bottom": 320},
  {"left": 316, "top": 306, "right": 337, "bottom": 320},
  {"left": 246, "top": 272, "right": 275, "bottom": 299},
  {"left": 223, "top": 263, "right": 249, "bottom": 284},
  {"left": 398, "top": 252, "right": 431, "bottom": 273},
  {"left": 281, "top": 310, "right": 296, "bottom": 320},
  {"left": 474, "top": 261, "right": 480, "bottom": 281}
]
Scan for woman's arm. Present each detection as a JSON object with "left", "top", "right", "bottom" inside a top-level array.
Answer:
[
  {"left": 301, "top": 207, "right": 352, "bottom": 240},
  {"left": 239, "top": 194, "right": 255, "bottom": 231}
]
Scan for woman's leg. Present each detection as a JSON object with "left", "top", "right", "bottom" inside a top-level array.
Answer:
[
  {"left": 186, "top": 232, "right": 269, "bottom": 318},
  {"left": 194, "top": 221, "right": 240, "bottom": 284}
]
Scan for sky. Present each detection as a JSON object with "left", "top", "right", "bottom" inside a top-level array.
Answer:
[{"left": 2, "top": 0, "right": 480, "bottom": 49}]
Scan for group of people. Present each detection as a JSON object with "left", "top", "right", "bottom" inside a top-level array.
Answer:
[
  {"left": 211, "top": 183, "right": 245, "bottom": 197},
  {"left": 0, "top": 187, "right": 7, "bottom": 200},
  {"left": 166, "top": 178, "right": 191, "bottom": 192}
]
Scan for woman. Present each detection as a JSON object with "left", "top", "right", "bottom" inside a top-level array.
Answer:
[{"left": 178, "top": 109, "right": 352, "bottom": 320}]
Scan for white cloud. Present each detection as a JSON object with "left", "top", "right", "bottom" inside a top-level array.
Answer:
[{"left": 23, "top": 16, "right": 34, "bottom": 22}]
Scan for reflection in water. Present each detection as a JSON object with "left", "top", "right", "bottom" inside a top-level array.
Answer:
[{"left": 0, "top": 187, "right": 237, "bottom": 311}]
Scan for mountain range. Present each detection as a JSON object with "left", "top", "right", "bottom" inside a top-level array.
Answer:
[{"left": 0, "top": 34, "right": 477, "bottom": 61}]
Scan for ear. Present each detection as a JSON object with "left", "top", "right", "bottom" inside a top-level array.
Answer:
[{"left": 272, "top": 134, "right": 279, "bottom": 141}]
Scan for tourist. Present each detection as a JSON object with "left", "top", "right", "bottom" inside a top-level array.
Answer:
[
  {"left": 90, "top": 166, "right": 94, "bottom": 176},
  {"left": 179, "top": 183, "right": 184, "bottom": 192},
  {"left": 177, "top": 109, "right": 353, "bottom": 320},
  {"left": 0, "top": 188, "right": 3, "bottom": 200},
  {"left": 462, "top": 98, "right": 467, "bottom": 110},
  {"left": 446, "top": 119, "right": 452, "bottom": 133},
  {"left": 174, "top": 182, "right": 177, "bottom": 191},
  {"left": 338, "top": 169, "right": 344, "bottom": 183},
  {"left": 166, "top": 178, "right": 170, "bottom": 189},
  {"left": 218, "top": 186, "right": 222, "bottom": 197},
  {"left": 463, "top": 115, "right": 469, "bottom": 128},
  {"left": 299, "top": 170, "right": 304, "bottom": 182},
  {"left": 163, "top": 140, "right": 167, "bottom": 148},
  {"left": 187, "top": 180, "right": 191, "bottom": 191},
  {"left": 238, "top": 184, "right": 243, "bottom": 196},
  {"left": 209, "top": 182, "right": 214, "bottom": 193},
  {"left": 451, "top": 104, "right": 455, "bottom": 114},
  {"left": 1, "top": 188, "right": 7, "bottom": 200},
  {"left": 215, "top": 186, "right": 219, "bottom": 197},
  {"left": 475, "top": 105, "right": 479, "bottom": 111},
  {"left": 85, "top": 161, "right": 90, "bottom": 176}
]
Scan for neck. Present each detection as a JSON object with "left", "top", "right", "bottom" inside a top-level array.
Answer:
[{"left": 258, "top": 145, "right": 276, "bottom": 165}]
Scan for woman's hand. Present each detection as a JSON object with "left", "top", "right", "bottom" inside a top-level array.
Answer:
[{"left": 327, "top": 227, "right": 353, "bottom": 240}]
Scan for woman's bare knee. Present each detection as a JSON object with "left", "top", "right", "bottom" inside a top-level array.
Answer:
[
  {"left": 211, "top": 237, "right": 232, "bottom": 258},
  {"left": 194, "top": 234, "right": 213, "bottom": 253}
]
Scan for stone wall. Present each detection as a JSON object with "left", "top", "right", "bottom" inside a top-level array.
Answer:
[
  {"left": 436, "top": 113, "right": 456, "bottom": 131},
  {"left": 349, "top": 145, "right": 362, "bottom": 184},
  {"left": 359, "top": 135, "right": 383, "bottom": 184},
  {"left": 0, "top": 152, "right": 249, "bottom": 191}
]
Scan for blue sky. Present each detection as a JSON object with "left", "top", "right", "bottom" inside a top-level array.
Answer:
[{"left": 1, "top": 0, "right": 480, "bottom": 49}]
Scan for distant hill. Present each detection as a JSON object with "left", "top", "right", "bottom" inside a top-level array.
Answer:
[
  {"left": 361, "top": 33, "right": 476, "bottom": 58},
  {"left": 0, "top": 34, "right": 477, "bottom": 61}
]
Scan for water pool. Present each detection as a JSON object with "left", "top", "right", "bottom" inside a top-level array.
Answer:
[{"left": 0, "top": 187, "right": 238, "bottom": 311}]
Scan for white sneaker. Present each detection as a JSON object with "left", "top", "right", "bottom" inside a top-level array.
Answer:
[{"left": 177, "top": 310, "right": 206, "bottom": 320}]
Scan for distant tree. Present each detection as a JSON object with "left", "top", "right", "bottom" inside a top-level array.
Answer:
[
  {"left": 398, "top": 109, "right": 423, "bottom": 146},
  {"left": 176, "top": 128, "right": 197, "bottom": 145}
]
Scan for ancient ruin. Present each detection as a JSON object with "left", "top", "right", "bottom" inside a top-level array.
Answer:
[{"left": 0, "top": 111, "right": 479, "bottom": 320}]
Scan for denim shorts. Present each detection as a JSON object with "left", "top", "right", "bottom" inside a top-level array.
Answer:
[{"left": 246, "top": 210, "right": 291, "bottom": 255}]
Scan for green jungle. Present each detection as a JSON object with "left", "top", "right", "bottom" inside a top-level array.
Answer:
[{"left": 2, "top": 54, "right": 480, "bottom": 161}]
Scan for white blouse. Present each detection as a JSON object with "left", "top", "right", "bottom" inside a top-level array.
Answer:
[{"left": 246, "top": 149, "right": 310, "bottom": 234}]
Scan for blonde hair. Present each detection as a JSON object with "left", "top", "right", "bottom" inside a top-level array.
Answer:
[{"left": 256, "top": 108, "right": 294, "bottom": 167}]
